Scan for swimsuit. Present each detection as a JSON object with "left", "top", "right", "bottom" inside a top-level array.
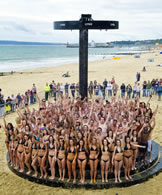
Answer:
[
  {"left": 89, "top": 146, "right": 97, "bottom": 161},
  {"left": 78, "top": 146, "right": 86, "bottom": 162},
  {"left": 67, "top": 147, "right": 76, "bottom": 163},
  {"left": 124, "top": 144, "right": 132, "bottom": 159},
  {"left": 115, "top": 148, "right": 123, "bottom": 162}
]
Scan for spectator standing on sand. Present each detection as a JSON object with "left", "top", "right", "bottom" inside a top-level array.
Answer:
[
  {"left": 0, "top": 96, "right": 5, "bottom": 116},
  {"left": 120, "top": 83, "right": 126, "bottom": 99},
  {"left": 146, "top": 81, "right": 152, "bottom": 97},
  {"left": 112, "top": 82, "right": 118, "bottom": 96},
  {"left": 157, "top": 83, "right": 162, "bottom": 101},
  {"left": 44, "top": 83, "right": 50, "bottom": 101},
  {"left": 132, "top": 82, "right": 137, "bottom": 98},
  {"left": 136, "top": 72, "right": 141, "bottom": 82},
  {"left": 70, "top": 83, "right": 75, "bottom": 98},
  {"left": 10, "top": 94, "right": 16, "bottom": 112},
  {"left": 16, "top": 93, "right": 22, "bottom": 107},
  {"left": 65, "top": 83, "right": 69, "bottom": 95},
  {"left": 32, "top": 83, "right": 37, "bottom": 103},
  {"left": 142, "top": 81, "right": 147, "bottom": 97},
  {"left": 107, "top": 81, "right": 112, "bottom": 97},
  {"left": 136, "top": 83, "right": 141, "bottom": 98},
  {"left": 103, "top": 79, "right": 108, "bottom": 97},
  {"left": 126, "top": 84, "right": 132, "bottom": 99}
]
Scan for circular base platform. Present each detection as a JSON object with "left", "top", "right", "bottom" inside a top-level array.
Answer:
[{"left": 7, "top": 141, "right": 162, "bottom": 189}]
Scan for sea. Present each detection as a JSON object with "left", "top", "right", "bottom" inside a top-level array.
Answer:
[{"left": 0, "top": 45, "right": 148, "bottom": 72}]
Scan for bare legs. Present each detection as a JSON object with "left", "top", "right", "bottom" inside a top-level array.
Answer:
[
  {"left": 25, "top": 153, "right": 32, "bottom": 175},
  {"left": 124, "top": 157, "right": 132, "bottom": 180},
  {"left": 100, "top": 160, "right": 110, "bottom": 183},
  {"left": 38, "top": 157, "right": 47, "bottom": 178},
  {"left": 114, "top": 160, "right": 123, "bottom": 183},
  {"left": 31, "top": 156, "right": 38, "bottom": 177},
  {"left": 17, "top": 152, "right": 24, "bottom": 172},
  {"left": 67, "top": 160, "right": 76, "bottom": 183},
  {"left": 57, "top": 158, "right": 66, "bottom": 181},
  {"left": 48, "top": 156, "right": 56, "bottom": 180},
  {"left": 78, "top": 159, "right": 87, "bottom": 183},
  {"left": 89, "top": 159, "right": 98, "bottom": 184}
]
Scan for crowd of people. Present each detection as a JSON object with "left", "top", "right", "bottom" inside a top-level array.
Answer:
[
  {"left": 0, "top": 88, "right": 158, "bottom": 184},
  {"left": 0, "top": 84, "right": 37, "bottom": 117},
  {"left": 0, "top": 77, "right": 162, "bottom": 118}
]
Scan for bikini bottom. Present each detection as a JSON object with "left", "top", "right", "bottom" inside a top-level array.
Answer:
[
  {"left": 67, "top": 159, "right": 74, "bottom": 163},
  {"left": 39, "top": 156, "right": 44, "bottom": 159},
  {"left": 58, "top": 157, "right": 64, "bottom": 161},
  {"left": 124, "top": 155, "right": 132, "bottom": 159},
  {"left": 78, "top": 158, "right": 86, "bottom": 162},
  {"left": 18, "top": 151, "right": 23, "bottom": 154},
  {"left": 115, "top": 159, "right": 122, "bottom": 163},
  {"left": 89, "top": 158, "right": 97, "bottom": 161},
  {"left": 101, "top": 159, "right": 109, "bottom": 163},
  {"left": 49, "top": 155, "right": 55, "bottom": 158}
]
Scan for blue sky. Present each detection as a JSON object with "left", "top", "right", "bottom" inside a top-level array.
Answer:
[{"left": 0, "top": 0, "right": 162, "bottom": 43}]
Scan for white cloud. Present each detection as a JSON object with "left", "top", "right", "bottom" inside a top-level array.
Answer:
[{"left": 0, "top": 0, "right": 162, "bottom": 42}]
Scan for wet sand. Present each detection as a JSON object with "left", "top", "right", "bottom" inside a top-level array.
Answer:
[{"left": 0, "top": 49, "right": 162, "bottom": 195}]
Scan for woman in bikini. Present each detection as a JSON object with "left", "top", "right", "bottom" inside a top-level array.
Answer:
[
  {"left": 112, "top": 139, "right": 123, "bottom": 183},
  {"left": 2, "top": 117, "right": 14, "bottom": 164},
  {"left": 38, "top": 136, "right": 48, "bottom": 178},
  {"left": 9, "top": 134, "right": 15, "bottom": 167},
  {"left": 106, "top": 130, "right": 116, "bottom": 172},
  {"left": 31, "top": 136, "right": 38, "bottom": 177},
  {"left": 24, "top": 134, "right": 32, "bottom": 174},
  {"left": 67, "top": 138, "right": 77, "bottom": 183},
  {"left": 100, "top": 138, "right": 111, "bottom": 183},
  {"left": 88, "top": 133, "right": 99, "bottom": 184},
  {"left": 130, "top": 130, "right": 139, "bottom": 170},
  {"left": 124, "top": 136, "right": 145, "bottom": 180},
  {"left": 17, "top": 133, "right": 25, "bottom": 172},
  {"left": 77, "top": 139, "right": 88, "bottom": 183},
  {"left": 57, "top": 138, "right": 66, "bottom": 181},
  {"left": 48, "top": 135, "right": 57, "bottom": 180}
]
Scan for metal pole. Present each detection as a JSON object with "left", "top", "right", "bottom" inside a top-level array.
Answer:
[{"left": 79, "top": 28, "right": 88, "bottom": 100}]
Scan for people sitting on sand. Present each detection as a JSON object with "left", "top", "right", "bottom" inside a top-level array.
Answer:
[
  {"left": 142, "top": 67, "right": 146, "bottom": 72},
  {"left": 62, "top": 71, "right": 70, "bottom": 77}
]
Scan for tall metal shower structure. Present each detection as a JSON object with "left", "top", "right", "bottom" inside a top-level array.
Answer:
[{"left": 54, "top": 14, "right": 119, "bottom": 99}]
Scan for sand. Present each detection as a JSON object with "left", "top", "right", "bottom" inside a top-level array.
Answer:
[{"left": 0, "top": 49, "right": 162, "bottom": 195}]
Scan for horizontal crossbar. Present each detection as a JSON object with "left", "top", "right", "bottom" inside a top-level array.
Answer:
[{"left": 54, "top": 20, "right": 119, "bottom": 30}]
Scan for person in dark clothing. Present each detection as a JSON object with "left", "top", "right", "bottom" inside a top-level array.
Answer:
[
  {"left": 120, "top": 83, "right": 126, "bottom": 99},
  {"left": 70, "top": 84, "right": 75, "bottom": 98}
]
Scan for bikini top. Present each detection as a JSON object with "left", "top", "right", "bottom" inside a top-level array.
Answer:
[
  {"left": 102, "top": 146, "right": 109, "bottom": 152},
  {"left": 90, "top": 146, "right": 97, "bottom": 152},
  {"left": 49, "top": 144, "right": 55, "bottom": 150},
  {"left": 131, "top": 137, "right": 138, "bottom": 143},
  {"left": 116, "top": 147, "right": 123, "bottom": 153},
  {"left": 32, "top": 143, "right": 38, "bottom": 149},
  {"left": 58, "top": 145, "right": 65, "bottom": 151},
  {"left": 68, "top": 147, "right": 76, "bottom": 154},
  {"left": 124, "top": 144, "right": 132, "bottom": 151},
  {"left": 78, "top": 146, "right": 86, "bottom": 152},
  {"left": 18, "top": 140, "right": 24, "bottom": 145},
  {"left": 38, "top": 144, "right": 46, "bottom": 150}
]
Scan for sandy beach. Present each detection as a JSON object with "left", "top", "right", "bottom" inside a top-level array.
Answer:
[{"left": 0, "top": 49, "right": 162, "bottom": 195}]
